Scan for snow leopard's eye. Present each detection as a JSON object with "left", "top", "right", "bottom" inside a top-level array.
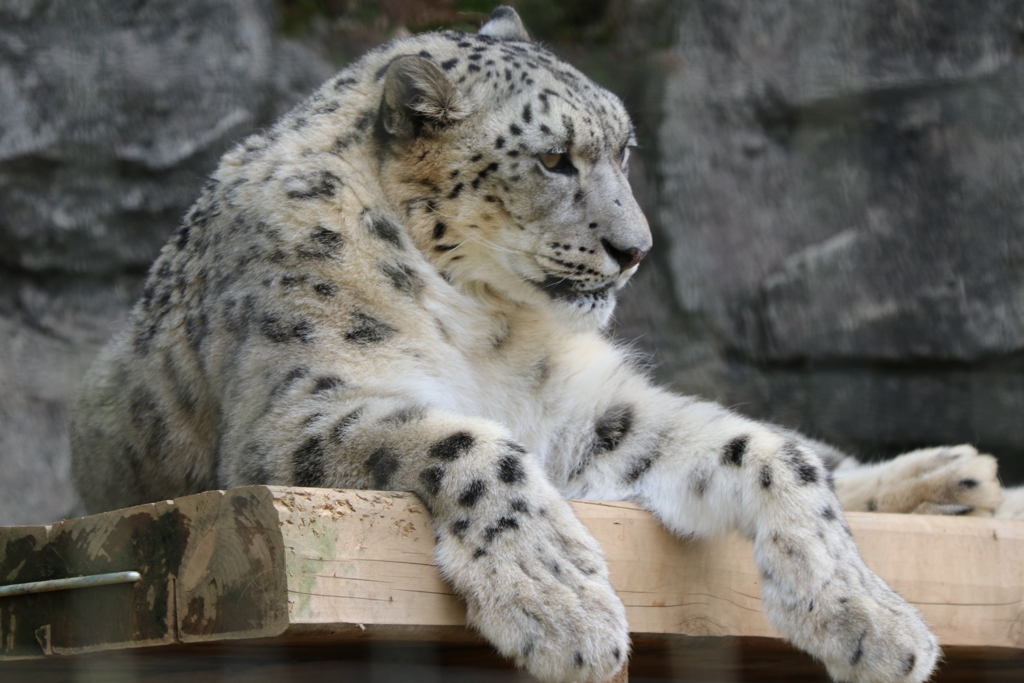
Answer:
[{"left": 538, "top": 151, "right": 577, "bottom": 176}]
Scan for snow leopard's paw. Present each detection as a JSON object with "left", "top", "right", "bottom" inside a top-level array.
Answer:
[
  {"left": 437, "top": 499, "right": 628, "bottom": 683},
  {"left": 767, "top": 556, "right": 939, "bottom": 683},
  {"left": 836, "top": 444, "right": 1001, "bottom": 516}
]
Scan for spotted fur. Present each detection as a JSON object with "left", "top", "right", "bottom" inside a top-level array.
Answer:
[{"left": 71, "top": 7, "right": 1017, "bottom": 683}]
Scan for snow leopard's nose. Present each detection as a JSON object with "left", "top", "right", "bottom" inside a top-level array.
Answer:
[{"left": 601, "top": 238, "right": 649, "bottom": 271}]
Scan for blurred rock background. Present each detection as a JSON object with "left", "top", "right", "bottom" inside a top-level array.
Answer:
[{"left": 1, "top": 0, "right": 1022, "bottom": 525}]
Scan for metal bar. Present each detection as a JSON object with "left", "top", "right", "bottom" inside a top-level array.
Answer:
[{"left": 0, "top": 571, "right": 142, "bottom": 598}]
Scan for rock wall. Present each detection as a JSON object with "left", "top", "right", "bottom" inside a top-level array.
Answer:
[
  {"left": 615, "top": 0, "right": 1024, "bottom": 481},
  {"left": 0, "top": 0, "right": 332, "bottom": 524}
]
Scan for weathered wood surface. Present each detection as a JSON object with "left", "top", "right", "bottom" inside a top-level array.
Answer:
[
  {"left": 2, "top": 485, "right": 1023, "bottom": 680},
  {"left": 267, "top": 487, "right": 1024, "bottom": 650}
]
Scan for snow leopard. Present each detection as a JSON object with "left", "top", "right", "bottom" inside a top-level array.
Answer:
[{"left": 73, "top": 6, "right": 1018, "bottom": 682}]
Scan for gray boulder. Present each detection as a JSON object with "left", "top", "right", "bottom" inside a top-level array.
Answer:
[
  {"left": 0, "top": 0, "right": 332, "bottom": 524},
  {"left": 634, "top": 0, "right": 1024, "bottom": 479}
]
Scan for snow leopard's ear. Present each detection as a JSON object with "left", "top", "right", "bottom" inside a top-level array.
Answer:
[
  {"left": 479, "top": 6, "right": 531, "bottom": 42},
  {"left": 380, "top": 56, "right": 470, "bottom": 138}
]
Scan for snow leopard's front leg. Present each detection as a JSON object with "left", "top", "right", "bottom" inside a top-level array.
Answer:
[
  {"left": 563, "top": 381, "right": 939, "bottom": 683},
  {"left": 221, "top": 384, "right": 628, "bottom": 683}
]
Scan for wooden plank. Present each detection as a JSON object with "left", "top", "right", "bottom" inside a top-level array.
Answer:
[
  {"left": 271, "top": 488, "right": 464, "bottom": 634},
  {"left": 0, "top": 502, "right": 186, "bottom": 658},
  {"left": 0, "top": 489, "right": 291, "bottom": 659},
  {"left": 0, "top": 525, "right": 52, "bottom": 658},
  {"left": 3, "top": 485, "right": 1023, "bottom": 678},
  {"left": 270, "top": 488, "right": 1024, "bottom": 650}
]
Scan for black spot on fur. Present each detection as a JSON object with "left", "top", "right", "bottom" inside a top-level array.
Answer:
[
  {"left": 285, "top": 170, "right": 341, "bottom": 200},
  {"left": 503, "top": 440, "right": 527, "bottom": 453},
  {"left": 484, "top": 516, "right": 519, "bottom": 542},
  {"left": 312, "top": 376, "right": 344, "bottom": 393},
  {"left": 902, "top": 653, "right": 916, "bottom": 676},
  {"left": 333, "top": 76, "right": 356, "bottom": 92},
  {"left": 759, "top": 464, "right": 772, "bottom": 489},
  {"left": 784, "top": 442, "right": 819, "bottom": 484},
  {"left": 509, "top": 123, "right": 522, "bottom": 136},
  {"left": 294, "top": 437, "right": 327, "bottom": 487},
  {"left": 367, "top": 214, "right": 403, "bottom": 247},
  {"left": 692, "top": 471, "right": 712, "bottom": 497},
  {"left": 239, "top": 443, "right": 271, "bottom": 484},
  {"left": 497, "top": 455, "right": 525, "bottom": 484},
  {"left": 476, "top": 161, "right": 499, "bottom": 180},
  {"left": 448, "top": 182, "right": 464, "bottom": 199},
  {"left": 495, "top": 136, "right": 505, "bottom": 149},
  {"left": 345, "top": 312, "right": 396, "bottom": 345},
  {"left": 332, "top": 408, "right": 363, "bottom": 443},
  {"left": 574, "top": 652, "right": 584, "bottom": 668},
  {"left": 510, "top": 498, "right": 529, "bottom": 513},
  {"left": 429, "top": 432, "right": 475, "bottom": 461},
  {"left": 432, "top": 221, "right": 447, "bottom": 239},
  {"left": 174, "top": 224, "right": 191, "bottom": 249},
  {"left": 472, "top": 547, "right": 488, "bottom": 559},
  {"left": 623, "top": 453, "right": 659, "bottom": 484},
  {"left": 313, "top": 282, "right": 337, "bottom": 297},
  {"left": 458, "top": 479, "right": 487, "bottom": 507},
  {"left": 298, "top": 225, "right": 344, "bottom": 259},
  {"left": 452, "top": 518, "right": 471, "bottom": 538},
  {"left": 184, "top": 310, "right": 210, "bottom": 352},
  {"left": 822, "top": 505, "right": 837, "bottom": 521},
  {"left": 133, "top": 319, "right": 161, "bottom": 353},
  {"left": 522, "top": 103, "right": 532, "bottom": 123},
  {"left": 261, "top": 314, "right": 315, "bottom": 343},
  {"left": 380, "top": 261, "right": 423, "bottom": 296},
  {"left": 441, "top": 58, "right": 458, "bottom": 70},
  {"left": 271, "top": 366, "right": 309, "bottom": 402},
  {"left": 127, "top": 388, "right": 168, "bottom": 465},
  {"left": 419, "top": 465, "right": 445, "bottom": 496},
  {"left": 366, "top": 447, "right": 400, "bottom": 489},
  {"left": 594, "top": 404, "right": 633, "bottom": 453},
  {"left": 851, "top": 631, "right": 867, "bottom": 664},
  {"left": 723, "top": 436, "right": 748, "bottom": 466},
  {"left": 382, "top": 404, "right": 427, "bottom": 425}
]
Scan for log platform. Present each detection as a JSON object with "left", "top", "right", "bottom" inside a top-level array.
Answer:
[{"left": 1, "top": 486, "right": 1022, "bottom": 681}]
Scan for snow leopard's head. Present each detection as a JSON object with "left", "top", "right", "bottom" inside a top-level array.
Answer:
[{"left": 376, "top": 6, "right": 651, "bottom": 330}]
